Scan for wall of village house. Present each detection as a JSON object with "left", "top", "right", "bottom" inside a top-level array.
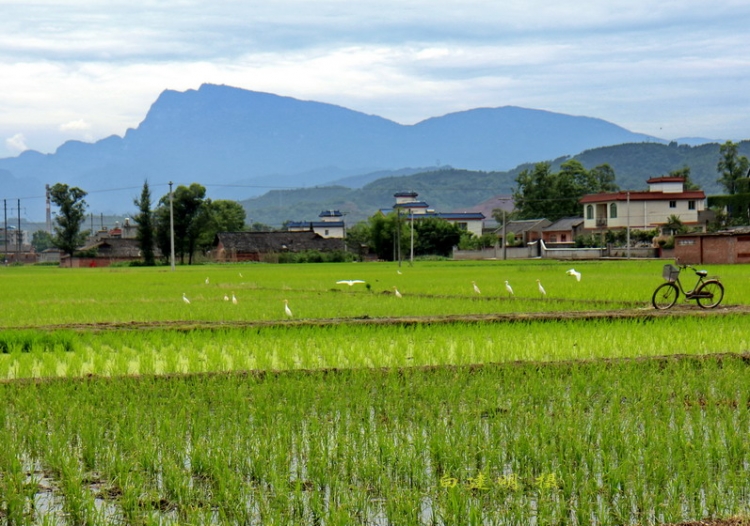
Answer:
[
  {"left": 585, "top": 199, "right": 703, "bottom": 230},
  {"left": 312, "top": 225, "right": 344, "bottom": 238},
  {"left": 675, "top": 235, "right": 750, "bottom": 265}
]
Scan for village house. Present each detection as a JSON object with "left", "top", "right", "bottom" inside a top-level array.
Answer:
[
  {"left": 579, "top": 176, "right": 707, "bottom": 234},
  {"left": 287, "top": 210, "right": 346, "bottom": 238},
  {"left": 213, "top": 231, "right": 346, "bottom": 262},
  {"left": 542, "top": 217, "right": 584, "bottom": 245},
  {"left": 674, "top": 227, "right": 750, "bottom": 265},
  {"left": 383, "top": 192, "right": 485, "bottom": 237},
  {"left": 500, "top": 219, "right": 552, "bottom": 246}
]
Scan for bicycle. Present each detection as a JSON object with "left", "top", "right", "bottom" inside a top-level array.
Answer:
[{"left": 651, "top": 263, "right": 724, "bottom": 310}]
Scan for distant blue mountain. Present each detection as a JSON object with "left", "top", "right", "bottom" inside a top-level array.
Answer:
[{"left": 0, "top": 83, "right": 662, "bottom": 219}]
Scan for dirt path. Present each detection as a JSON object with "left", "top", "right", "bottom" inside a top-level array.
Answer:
[{"left": 7, "top": 304, "right": 750, "bottom": 333}]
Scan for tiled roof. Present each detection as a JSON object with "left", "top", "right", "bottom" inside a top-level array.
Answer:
[
  {"left": 214, "top": 231, "right": 345, "bottom": 253},
  {"left": 544, "top": 217, "right": 584, "bottom": 231}
]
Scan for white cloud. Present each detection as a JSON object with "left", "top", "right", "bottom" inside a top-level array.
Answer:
[
  {"left": 5, "top": 133, "right": 28, "bottom": 153},
  {"left": 59, "top": 119, "right": 92, "bottom": 132},
  {"left": 1, "top": 0, "right": 750, "bottom": 155}
]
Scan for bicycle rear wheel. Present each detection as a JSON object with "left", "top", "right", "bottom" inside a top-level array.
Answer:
[
  {"left": 695, "top": 280, "right": 724, "bottom": 308},
  {"left": 652, "top": 282, "right": 679, "bottom": 309}
]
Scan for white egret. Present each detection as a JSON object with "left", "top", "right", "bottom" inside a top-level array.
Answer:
[
  {"left": 537, "top": 279, "right": 547, "bottom": 297},
  {"left": 205, "top": 277, "right": 210, "bottom": 285},
  {"left": 393, "top": 286, "right": 402, "bottom": 298},
  {"left": 336, "top": 280, "right": 366, "bottom": 286},
  {"left": 472, "top": 281, "right": 481, "bottom": 294},
  {"left": 182, "top": 293, "right": 190, "bottom": 304},
  {"left": 397, "top": 270, "right": 402, "bottom": 275},
  {"left": 566, "top": 269, "right": 582, "bottom": 282},
  {"left": 223, "top": 294, "right": 229, "bottom": 301},
  {"left": 239, "top": 272, "right": 243, "bottom": 278},
  {"left": 232, "top": 293, "right": 238, "bottom": 305},
  {"left": 505, "top": 280, "right": 514, "bottom": 297},
  {"left": 284, "top": 299, "right": 293, "bottom": 317}
]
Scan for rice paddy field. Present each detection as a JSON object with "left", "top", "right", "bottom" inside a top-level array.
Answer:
[{"left": 0, "top": 259, "right": 749, "bottom": 525}]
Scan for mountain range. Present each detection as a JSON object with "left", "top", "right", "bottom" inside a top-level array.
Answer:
[{"left": 0, "top": 83, "right": 677, "bottom": 222}]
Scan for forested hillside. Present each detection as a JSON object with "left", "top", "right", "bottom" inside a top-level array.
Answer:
[{"left": 241, "top": 140, "right": 750, "bottom": 228}]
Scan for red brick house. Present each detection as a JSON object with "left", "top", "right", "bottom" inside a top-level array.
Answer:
[{"left": 674, "top": 229, "right": 750, "bottom": 265}]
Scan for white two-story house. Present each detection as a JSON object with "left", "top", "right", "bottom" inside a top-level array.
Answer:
[
  {"left": 386, "top": 191, "right": 485, "bottom": 237},
  {"left": 579, "top": 176, "right": 707, "bottom": 233},
  {"left": 287, "top": 210, "right": 346, "bottom": 238}
]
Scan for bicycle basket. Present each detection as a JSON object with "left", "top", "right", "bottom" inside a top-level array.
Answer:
[{"left": 662, "top": 264, "right": 680, "bottom": 282}]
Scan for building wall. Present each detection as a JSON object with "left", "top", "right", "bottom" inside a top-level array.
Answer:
[
  {"left": 675, "top": 234, "right": 750, "bottom": 265},
  {"left": 584, "top": 199, "right": 703, "bottom": 230},
  {"left": 542, "top": 230, "right": 575, "bottom": 243},
  {"left": 449, "top": 220, "right": 483, "bottom": 237},
  {"left": 312, "top": 225, "right": 344, "bottom": 238}
]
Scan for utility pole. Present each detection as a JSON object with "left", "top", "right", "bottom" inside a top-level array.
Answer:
[
  {"left": 45, "top": 184, "right": 52, "bottom": 234},
  {"left": 3, "top": 200, "right": 7, "bottom": 261},
  {"left": 169, "top": 181, "right": 175, "bottom": 271},
  {"left": 502, "top": 209, "right": 507, "bottom": 261},
  {"left": 626, "top": 191, "right": 631, "bottom": 259},
  {"left": 396, "top": 207, "right": 402, "bottom": 267},
  {"left": 409, "top": 208, "right": 414, "bottom": 266},
  {"left": 17, "top": 199, "right": 21, "bottom": 257}
]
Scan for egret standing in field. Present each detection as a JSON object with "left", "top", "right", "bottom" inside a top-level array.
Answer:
[
  {"left": 232, "top": 292, "right": 238, "bottom": 305},
  {"left": 205, "top": 277, "right": 210, "bottom": 285},
  {"left": 223, "top": 294, "right": 229, "bottom": 301},
  {"left": 284, "top": 299, "right": 293, "bottom": 318},
  {"left": 505, "top": 280, "right": 514, "bottom": 297},
  {"left": 566, "top": 268, "right": 582, "bottom": 282},
  {"left": 472, "top": 281, "right": 481, "bottom": 294},
  {"left": 537, "top": 279, "right": 547, "bottom": 298},
  {"left": 182, "top": 293, "right": 190, "bottom": 304},
  {"left": 393, "top": 286, "right": 402, "bottom": 298}
]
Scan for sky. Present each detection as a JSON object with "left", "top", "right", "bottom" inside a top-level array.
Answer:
[{"left": 2, "top": 0, "right": 750, "bottom": 159}]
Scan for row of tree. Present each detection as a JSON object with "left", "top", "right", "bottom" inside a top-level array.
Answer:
[
  {"left": 47, "top": 181, "right": 246, "bottom": 265},
  {"left": 507, "top": 140, "right": 750, "bottom": 225}
]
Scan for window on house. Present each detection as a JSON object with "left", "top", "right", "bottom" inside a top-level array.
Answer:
[
  {"left": 586, "top": 205, "right": 593, "bottom": 220},
  {"left": 688, "top": 200, "right": 695, "bottom": 210},
  {"left": 324, "top": 229, "right": 329, "bottom": 236},
  {"left": 669, "top": 201, "right": 677, "bottom": 208},
  {"left": 561, "top": 234, "right": 567, "bottom": 242},
  {"left": 456, "top": 222, "right": 468, "bottom": 230},
  {"left": 610, "top": 203, "right": 618, "bottom": 219},
  {"left": 550, "top": 234, "right": 557, "bottom": 242}
]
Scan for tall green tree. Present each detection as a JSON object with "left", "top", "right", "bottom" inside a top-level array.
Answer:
[
  {"left": 344, "top": 221, "right": 371, "bottom": 255},
  {"left": 717, "top": 140, "right": 750, "bottom": 194},
  {"left": 154, "top": 183, "right": 208, "bottom": 265},
  {"left": 198, "top": 199, "right": 247, "bottom": 252},
  {"left": 413, "top": 217, "right": 462, "bottom": 257},
  {"left": 512, "top": 161, "right": 620, "bottom": 222},
  {"left": 31, "top": 230, "right": 54, "bottom": 252},
  {"left": 669, "top": 166, "right": 700, "bottom": 190},
  {"left": 133, "top": 181, "right": 156, "bottom": 266},
  {"left": 49, "top": 183, "right": 88, "bottom": 259},
  {"left": 368, "top": 212, "right": 409, "bottom": 261}
]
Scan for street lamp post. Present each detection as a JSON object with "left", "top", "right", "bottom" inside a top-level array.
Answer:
[{"left": 169, "top": 181, "right": 175, "bottom": 271}]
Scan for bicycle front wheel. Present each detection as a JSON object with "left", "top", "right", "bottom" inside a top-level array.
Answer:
[
  {"left": 695, "top": 280, "right": 724, "bottom": 308},
  {"left": 652, "top": 282, "right": 679, "bottom": 309}
]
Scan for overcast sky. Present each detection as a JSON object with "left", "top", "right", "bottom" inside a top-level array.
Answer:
[{"left": 2, "top": 0, "right": 749, "bottom": 159}]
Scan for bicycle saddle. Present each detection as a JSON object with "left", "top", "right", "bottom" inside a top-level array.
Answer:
[{"left": 696, "top": 270, "right": 708, "bottom": 277}]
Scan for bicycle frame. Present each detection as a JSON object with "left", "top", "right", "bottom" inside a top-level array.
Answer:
[
  {"left": 669, "top": 266, "right": 709, "bottom": 298},
  {"left": 652, "top": 263, "right": 724, "bottom": 310}
]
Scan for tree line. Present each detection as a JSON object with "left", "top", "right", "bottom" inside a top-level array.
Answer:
[
  {"left": 506, "top": 140, "right": 750, "bottom": 227},
  {"left": 43, "top": 181, "right": 245, "bottom": 265}
]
